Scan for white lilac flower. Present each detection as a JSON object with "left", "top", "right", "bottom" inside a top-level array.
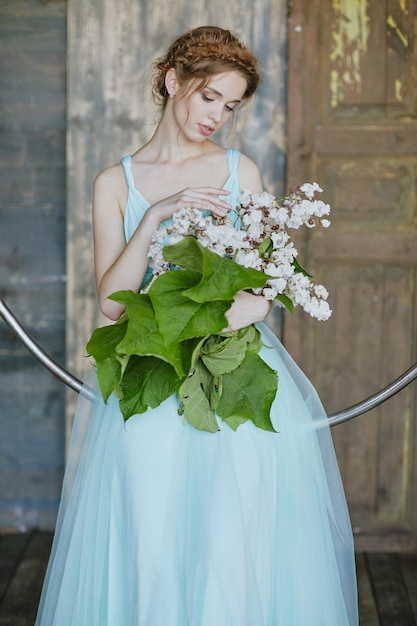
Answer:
[
  {"left": 235, "top": 248, "right": 262, "bottom": 270},
  {"left": 304, "top": 297, "right": 332, "bottom": 321},
  {"left": 313, "top": 200, "right": 331, "bottom": 217},
  {"left": 268, "top": 277, "right": 287, "bottom": 293},
  {"left": 262, "top": 287, "right": 278, "bottom": 300},
  {"left": 265, "top": 261, "right": 293, "bottom": 279},
  {"left": 249, "top": 209, "right": 263, "bottom": 224},
  {"left": 247, "top": 222, "right": 264, "bottom": 240},
  {"left": 314, "top": 284, "right": 329, "bottom": 299},
  {"left": 275, "top": 207, "right": 290, "bottom": 226},
  {"left": 271, "top": 231, "right": 290, "bottom": 248},
  {"left": 238, "top": 188, "right": 252, "bottom": 206},
  {"left": 299, "top": 182, "right": 323, "bottom": 199},
  {"left": 249, "top": 191, "right": 275, "bottom": 209}
]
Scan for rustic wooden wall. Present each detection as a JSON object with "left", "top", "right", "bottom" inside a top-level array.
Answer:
[
  {"left": 66, "top": 0, "right": 289, "bottom": 430},
  {"left": 0, "top": 0, "right": 67, "bottom": 529},
  {"left": 286, "top": 0, "right": 417, "bottom": 551}
]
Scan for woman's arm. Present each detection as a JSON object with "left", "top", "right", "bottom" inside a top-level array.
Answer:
[{"left": 93, "top": 165, "right": 160, "bottom": 320}]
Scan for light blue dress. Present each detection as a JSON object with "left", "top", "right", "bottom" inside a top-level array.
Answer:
[{"left": 35, "top": 149, "right": 358, "bottom": 626}]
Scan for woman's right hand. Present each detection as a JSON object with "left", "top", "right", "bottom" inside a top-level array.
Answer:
[{"left": 147, "top": 186, "right": 232, "bottom": 224}]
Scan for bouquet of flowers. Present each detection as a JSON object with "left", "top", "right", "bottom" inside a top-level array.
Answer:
[{"left": 86, "top": 183, "right": 332, "bottom": 433}]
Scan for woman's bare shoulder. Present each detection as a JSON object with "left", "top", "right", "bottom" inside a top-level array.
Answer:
[
  {"left": 93, "top": 162, "right": 128, "bottom": 214},
  {"left": 94, "top": 162, "right": 125, "bottom": 190}
]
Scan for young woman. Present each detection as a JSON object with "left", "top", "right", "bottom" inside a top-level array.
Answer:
[{"left": 36, "top": 26, "right": 358, "bottom": 626}]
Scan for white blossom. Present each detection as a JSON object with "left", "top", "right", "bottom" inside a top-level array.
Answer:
[
  {"left": 299, "top": 182, "right": 323, "bottom": 199},
  {"left": 314, "top": 284, "right": 329, "bottom": 299}
]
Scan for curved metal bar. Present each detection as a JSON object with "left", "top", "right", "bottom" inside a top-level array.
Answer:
[
  {"left": 0, "top": 298, "right": 96, "bottom": 403},
  {"left": 1, "top": 297, "right": 416, "bottom": 425},
  {"left": 326, "top": 362, "right": 417, "bottom": 427}
]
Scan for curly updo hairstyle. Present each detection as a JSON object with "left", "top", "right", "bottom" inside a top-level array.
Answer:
[{"left": 152, "top": 26, "right": 260, "bottom": 108}]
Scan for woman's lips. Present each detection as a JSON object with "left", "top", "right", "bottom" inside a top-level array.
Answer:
[{"left": 198, "top": 124, "right": 214, "bottom": 136}]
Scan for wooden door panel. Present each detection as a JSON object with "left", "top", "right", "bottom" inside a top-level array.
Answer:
[
  {"left": 319, "top": 158, "right": 416, "bottom": 227},
  {"left": 287, "top": 0, "right": 417, "bottom": 550},
  {"left": 328, "top": 0, "right": 416, "bottom": 117}
]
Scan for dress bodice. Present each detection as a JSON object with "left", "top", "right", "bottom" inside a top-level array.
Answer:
[
  {"left": 121, "top": 148, "right": 242, "bottom": 288},
  {"left": 121, "top": 148, "right": 242, "bottom": 243}
]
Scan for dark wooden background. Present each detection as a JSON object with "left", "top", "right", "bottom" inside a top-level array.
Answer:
[{"left": 0, "top": 0, "right": 67, "bottom": 530}]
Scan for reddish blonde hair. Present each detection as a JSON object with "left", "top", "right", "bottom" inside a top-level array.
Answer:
[{"left": 152, "top": 26, "right": 260, "bottom": 108}]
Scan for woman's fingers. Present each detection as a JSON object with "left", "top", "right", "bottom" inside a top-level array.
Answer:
[
  {"left": 149, "top": 187, "right": 232, "bottom": 222},
  {"left": 182, "top": 187, "right": 231, "bottom": 214}
]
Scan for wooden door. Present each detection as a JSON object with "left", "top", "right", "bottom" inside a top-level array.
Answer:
[{"left": 286, "top": 0, "right": 417, "bottom": 551}]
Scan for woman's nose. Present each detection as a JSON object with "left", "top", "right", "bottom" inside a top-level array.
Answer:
[{"left": 209, "top": 104, "right": 222, "bottom": 122}]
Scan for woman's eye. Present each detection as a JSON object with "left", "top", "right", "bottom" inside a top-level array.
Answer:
[
  {"left": 225, "top": 105, "right": 234, "bottom": 113},
  {"left": 202, "top": 94, "right": 214, "bottom": 102}
]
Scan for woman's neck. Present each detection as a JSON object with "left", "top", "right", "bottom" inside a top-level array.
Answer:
[{"left": 142, "top": 110, "right": 215, "bottom": 164}]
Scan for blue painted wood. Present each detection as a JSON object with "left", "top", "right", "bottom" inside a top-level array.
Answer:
[{"left": 0, "top": 0, "right": 67, "bottom": 530}]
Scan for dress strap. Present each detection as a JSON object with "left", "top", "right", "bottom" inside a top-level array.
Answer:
[
  {"left": 121, "top": 155, "right": 136, "bottom": 191},
  {"left": 226, "top": 148, "right": 241, "bottom": 179},
  {"left": 224, "top": 149, "right": 241, "bottom": 227}
]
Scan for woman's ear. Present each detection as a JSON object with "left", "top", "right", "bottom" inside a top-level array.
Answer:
[{"left": 165, "top": 68, "right": 179, "bottom": 98}]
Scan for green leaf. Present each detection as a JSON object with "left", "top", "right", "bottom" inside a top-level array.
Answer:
[
  {"left": 200, "top": 331, "right": 251, "bottom": 377},
  {"left": 178, "top": 362, "right": 219, "bottom": 433},
  {"left": 163, "top": 235, "right": 205, "bottom": 274},
  {"left": 86, "top": 318, "right": 129, "bottom": 402},
  {"left": 170, "top": 237, "right": 269, "bottom": 303},
  {"left": 217, "top": 351, "right": 278, "bottom": 432},
  {"left": 243, "top": 324, "right": 263, "bottom": 353},
  {"left": 86, "top": 318, "right": 128, "bottom": 362},
  {"left": 109, "top": 290, "right": 190, "bottom": 377},
  {"left": 275, "top": 293, "right": 295, "bottom": 315},
  {"left": 292, "top": 257, "right": 313, "bottom": 278},
  {"left": 118, "top": 355, "right": 179, "bottom": 421},
  {"left": 189, "top": 335, "right": 211, "bottom": 370},
  {"left": 257, "top": 236, "right": 272, "bottom": 256},
  {"left": 208, "top": 376, "right": 222, "bottom": 411},
  {"left": 96, "top": 356, "right": 122, "bottom": 403},
  {"left": 149, "top": 269, "right": 232, "bottom": 344},
  {"left": 221, "top": 414, "right": 249, "bottom": 431}
]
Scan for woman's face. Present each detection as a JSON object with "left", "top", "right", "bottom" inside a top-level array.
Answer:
[{"left": 170, "top": 70, "right": 248, "bottom": 141}]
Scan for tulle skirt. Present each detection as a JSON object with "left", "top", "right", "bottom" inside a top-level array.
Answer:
[{"left": 35, "top": 323, "right": 358, "bottom": 626}]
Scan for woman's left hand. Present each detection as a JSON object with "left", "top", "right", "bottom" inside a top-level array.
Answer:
[{"left": 222, "top": 290, "right": 271, "bottom": 332}]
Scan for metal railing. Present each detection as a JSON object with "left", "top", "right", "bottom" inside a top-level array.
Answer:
[{"left": 1, "top": 297, "right": 416, "bottom": 427}]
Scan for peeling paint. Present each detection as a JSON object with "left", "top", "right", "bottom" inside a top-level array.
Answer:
[
  {"left": 330, "top": 70, "right": 339, "bottom": 108},
  {"left": 330, "top": 0, "right": 370, "bottom": 107},
  {"left": 395, "top": 79, "right": 403, "bottom": 102},
  {"left": 387, "top": 14, "right": 409, "bottom": 48},
  {"left": 398, "top": 0, "right": 408, "bottom": 15}
]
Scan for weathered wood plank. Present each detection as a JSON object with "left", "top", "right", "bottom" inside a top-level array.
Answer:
[
  {"left": 0, "top": 534, "right": 30, "bottom": 601},
  {"left": 2, "top": 537, "right": 417, "bottom": 626},
  {"left": 366, "top": 553, "right": 416, "bottom": 626},
  {"left": 356, "top": 552, "right": 380, "bottom": 626},
  {"left": 400, "top": 553, "right": 417, "bottom": 621},
  {"left": 0, "top": 0, "right": 67, "bottom": 530},
  {"left": 0, "top": 532, "right": 52, "bottom": 626}
]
